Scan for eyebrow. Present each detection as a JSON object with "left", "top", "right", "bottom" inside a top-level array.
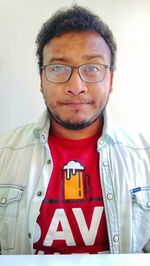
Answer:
[
  {"left": 82, "top": 54, "right": 105, "bottom": 61},
  {"left": 48, "top": 54, "right": 105, "bottom": 63},
  {"left": 48, "top": 57, "right": 70, "bottom": 63}
]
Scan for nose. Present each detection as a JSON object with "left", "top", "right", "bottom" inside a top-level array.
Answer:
[{"left": 64, "top": 70, "right": 87, "bottom": 95}]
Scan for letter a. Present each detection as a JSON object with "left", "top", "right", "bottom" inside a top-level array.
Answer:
[{"left": 43, "top": 209, "right": 76, "bottom": 246}]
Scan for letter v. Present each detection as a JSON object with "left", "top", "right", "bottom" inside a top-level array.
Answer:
[{"left": 72, "top": 206, "right": 103, "bottom": 246}]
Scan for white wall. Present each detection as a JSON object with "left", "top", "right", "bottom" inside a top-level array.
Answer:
[{"left": 0, "top": 0, "right": 150, "bottom": 134}]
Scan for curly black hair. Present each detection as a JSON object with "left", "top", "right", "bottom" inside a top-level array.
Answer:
[{"left": 36, "top": 5, "right": 117, "bottom": 73}]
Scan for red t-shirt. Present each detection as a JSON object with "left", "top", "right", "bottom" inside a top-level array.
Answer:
[{"left": 33, "top": 133, "right": 109, "bottom": 254}]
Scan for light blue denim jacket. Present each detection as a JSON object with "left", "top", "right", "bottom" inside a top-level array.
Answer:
[{"left": 0, "top": 110, "right": 150, "bottom": 254}]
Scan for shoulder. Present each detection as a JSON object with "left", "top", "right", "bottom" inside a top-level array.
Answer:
[
  {"left": 0, "top": 123, "right": 37, "bottom": 150},
  {"left": 110, "top": 124, "right": 150, "bottom": 149},
  {"left": 0, "top": 109, "right": 50, "bottom": 150},
  {"left": 102, "top": 111, "right": 150, "bottom": 149}
]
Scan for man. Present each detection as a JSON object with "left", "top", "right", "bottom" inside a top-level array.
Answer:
[{"left": 0, "top": 5, "right": 150, "bottom": 255}]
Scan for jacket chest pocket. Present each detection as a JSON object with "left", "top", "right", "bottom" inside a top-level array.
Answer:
[
  {"left": 0, "top": 185, "right": 24, "bottom": 250},
  {"left": 131, "top": 186, "right": 150, "bottom": 252}
]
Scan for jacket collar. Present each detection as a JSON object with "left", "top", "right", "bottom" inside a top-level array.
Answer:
[
  {"left": 33, "top": 109, "right": 150, "bottom": 149},
  {"left": 33, "top": 108, "right": 115, "bottom": 141}
]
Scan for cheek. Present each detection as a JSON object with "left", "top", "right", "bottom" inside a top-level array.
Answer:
[
  {"left": 91, "top": 83, "right": 108, "bottom": 98},
  {"left": 42, "top": 86, "right": 61, "bottom": 108},
  {"left": 91, "top": 82, "right": 111, "bottom": 106}
]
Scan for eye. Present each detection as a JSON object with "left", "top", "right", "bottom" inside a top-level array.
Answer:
[
  {"left": 51, "top": 65, "right": 66, "bottom": 73},
  {"left": 84, "top": 65, "right": 100, "bottom": 73}
]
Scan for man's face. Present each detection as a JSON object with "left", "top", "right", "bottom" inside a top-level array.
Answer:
[{"left": 40, "top": 31, "right": 113, "bottom": 130}]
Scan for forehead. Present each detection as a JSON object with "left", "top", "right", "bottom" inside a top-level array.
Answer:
[{"left": 43, "top": 31, "right": 111, "bottom": 64}]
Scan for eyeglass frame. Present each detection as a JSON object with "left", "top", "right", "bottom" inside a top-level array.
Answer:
[{"left": 41, "top": 63, "right": 112, "bottom": 84}]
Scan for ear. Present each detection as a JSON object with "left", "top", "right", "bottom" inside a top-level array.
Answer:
[
  {"left": 40, "top": 72, "right": 43, "bottom": 93},
  {"left": 109, "top": 72, "right": 114, "bottom": 93}
]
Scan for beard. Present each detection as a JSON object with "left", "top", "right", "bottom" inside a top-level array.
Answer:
[{"left": 46, "top": 102, "right": 108, "bottom": 131}]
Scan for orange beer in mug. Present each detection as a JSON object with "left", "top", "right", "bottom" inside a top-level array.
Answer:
[{"left": 63, "top": 161, "right": 85, "bottom": 200}]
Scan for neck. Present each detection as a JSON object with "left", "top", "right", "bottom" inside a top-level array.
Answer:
[{"left": 49, "top": 118, "right": 103, "bottom": 140}]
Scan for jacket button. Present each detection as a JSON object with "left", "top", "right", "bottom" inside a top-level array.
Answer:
[
  {"left": 113, "top": 234, "right": 119, "bottom": 242},
  {"left": 107, "top": 193, "right": 113, "bottom": 200},
  {"left": 37, "top": 191, "right": 42, "bottom": 196},
  {"left": 147, "top": 201, "right": 150, "bottom": 207},
  {"left": 47, "top": 159, "right": 51, "bottom": 164},
  {"left": 1, "top": 198, "right": 7, "bottom": 204},
  {"left": 102, "top": 161, "right": 108, "bottom": 167},
  {"left": 100, "top": 140, "right": 104, "bottom": 145},
  {"left": 28, "top": 233, "right": 31, "bottom": 239},
  {"left": 40, "top": 134, "right": 46, "bottom": 143}
]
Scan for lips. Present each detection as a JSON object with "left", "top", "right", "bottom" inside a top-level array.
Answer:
[
  {"left": 60, "top": 99, "right": 91, "bottom": 104},
  {"left": 65, "top": 102, "right": 89, "bottom": 105},
  {"left": 60, "top": 101, "right": 91, "bottom": 109}
]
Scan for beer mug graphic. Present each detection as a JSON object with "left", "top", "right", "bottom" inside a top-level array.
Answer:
[{"left": 63, "top": 160, "right": 90, "bottom": 201}]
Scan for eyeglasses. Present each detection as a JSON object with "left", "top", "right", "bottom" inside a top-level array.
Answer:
[{"left": 41, "top": 63, "right": 111, "bottom": 83}]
